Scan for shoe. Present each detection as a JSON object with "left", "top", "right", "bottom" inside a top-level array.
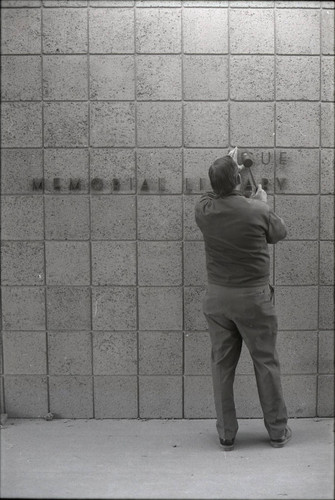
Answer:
[
  {"left": 270, "top": 426, "right": 292, "bottom": 448},
  {"left": 219, "top": 437, "right": 235, "bottom": 451}
]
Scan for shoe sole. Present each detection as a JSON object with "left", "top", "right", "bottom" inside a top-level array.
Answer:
[
  {"left": 220, "top": 444, "right": 235, "bottom": 451},
  {"left": 270, "top": 428, "right": 292, "bottom": 448}
]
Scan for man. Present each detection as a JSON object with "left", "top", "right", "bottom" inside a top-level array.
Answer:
[{"left": 195, "top": 155, "right": 291, "bottom": 451}]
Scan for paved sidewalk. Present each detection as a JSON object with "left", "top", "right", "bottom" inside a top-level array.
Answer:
[{"left": 0, "top": 418, "right": 333, "bottom": 499}]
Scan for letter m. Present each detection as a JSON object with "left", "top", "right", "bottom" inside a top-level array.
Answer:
[
  {"left": 32, "top": 178, "right": 44, "bottom": 191},
  {"left": 69, "top": 178, "right": 81, "bottom": 191}
]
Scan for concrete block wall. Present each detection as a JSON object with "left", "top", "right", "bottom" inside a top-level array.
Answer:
[{"left": 1, "top": 0, "right": 334, "bottom": 419}]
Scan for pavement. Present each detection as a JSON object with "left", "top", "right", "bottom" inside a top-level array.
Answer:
[{"left": 0, "top": 418, "right": 333, "bottom": 499}]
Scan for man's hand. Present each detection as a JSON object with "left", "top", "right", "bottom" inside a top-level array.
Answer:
[{"left": 252, "top": 184, "right": 267, "bottom": 203}]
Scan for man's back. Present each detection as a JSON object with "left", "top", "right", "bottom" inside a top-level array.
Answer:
[{"left": 195, "top": 190, "right": 287, "bottom": 287}]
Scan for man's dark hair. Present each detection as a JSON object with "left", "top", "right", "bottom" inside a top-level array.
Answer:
[{"left": 208, "top": 156, "right": 240, "bottom": 196}]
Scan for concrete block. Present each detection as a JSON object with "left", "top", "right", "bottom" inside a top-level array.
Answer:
[
  {"left": 4, "top": 376, "right": 47, "bottom": 418},
  {"left": 43, "top": 55, "right": 88, "bottom": 101},
  {"left": 137, "top": 102, "right": 182, "bottom": 147},
  {"left": 93, "top": 332, "right": 137, "bottom": 375},
  {"left": 230, "top": 103, "right": 274, "bottom": 148},
  {"left": 276, "top": 103, "right": 320, "bottom": 148},
  {"left": 1, "top": 56, "right": 41, "bottom": 101},
  {"left": 89, "top": 8, "right": 134, "bottom": 53},
  {"left": 3, "top": 332, "right": 46, "bottom": 375},
  {"left": 46, "top": 242, "right": 90, "bottom": 285},
  {"left": 321, "top": 149, "right": 334, "bottom": 195},
  {"left": 321, "top": 103, "right": 335, "bottom": 148},
  {"left": 276, "top": 56, "right": 320, "bottom": 101},
  {"left": 136, "top": 8, "right": 181, "bottom": 54},
  {"left": 1, "top": 149, "right": 43, "bottom": 195},
  {"left": 43, "top": 0, "right": 87, "bottom": 6},
  {"left": 319, "top": 286, "right": 334, "bottom": 330},
  {"left": 320, "top": 241, "right": 334, "bottom": 286},
  {"left": 44, "top": 148, "right": 89, "bottom": 194},
  {"left": 276, "top": 1, "right": 320, "bottom": 6},
  {"left": 139, "top": 376, "right": 182, "bottom": 418},
  {"left": 275, "top": 286, "right": 318, "bottom": 330},
  {"left": 138, "top": 287, "right": 182, "bottom": 331},
  {"left": 276, "top": 9, "right": 320, "bottom": 54},
  {"left": 49, "top": 376, "right": 93, "bottom": 419},
  {"left": 275, "top": 240, "right": 318, "bottom": 285},
  {"left": 183, "top": 148, "right": 222, "bottom": 194},
  {"left": 92, "top": 287, "right": 137, "bottom": 331},
  {"left": 184, "top": 241, "right": 207, "bottom": 286},
  {"left": 137, "top": 55, "right": 181, "bottom": 100},
  {"left": 227, "top": 1, "right": 271, "bottom": 5},
  {"left": 2, "top": 287, "right": 45, "bottom": 331},
  {"left": 234, "top": 375, "right": 262, "bottom": 418},
  {"left": 321, "top": 57, "right": 334, "bottom": 101},
  {"left": 183, "top": 55, "right": 228, "bottom": 100},
  {"left": 184, "top": 102, "right": 228, "bottom": 148},
  {"left": 282, "top": 375, "right": 317, "bottom": 417},
  {"left": 184, "top": 331, "right": 211, "bottom": 375},
  {"left": 90, "top": 55, "right": 134, "bottom": 100},
  {"left": 276, "top": 331, "right": 318, "bottom": 375},
  {"left": 91, "top": 0, "right": 134, "bottom": 5},
  {"left": 183, "top": 195, "right": 203, "bottom": 240},
  {"left": 318, "top": 331, "right": 334, "bottom": 374},
  {"left": 48, "top": 331, "right": 92, "bottom": 375},
  {"left": 184, "top": 286, "right": 207, "bottom": 331},
  {"left": 47, "top": 287, "right": 91, "bottom": 331},
  {"left": 1, "top": 103, "right": 42, "bottom": 148},
  {"left": 1, "top": 242, "right": 45, "bottom": 286},
  {"left": 44, "top": 102, "right": 88, "bottom": 147},
  {"left": 322, "top": 1, "right": 335, "bottom": 7},
  {"left": 183, "top": 8, "right": 227, "bottom": 54},
  {"left": 275, "top": 149, "right": 319, "bottom": 194},
  {"left": 90, "top": 102, "right": 135, "bottom": 147},
  {"left": 45, "top": 195, "right": 90, "bottom": 240},
  {"left": 137, "top": 0, "right": 180, "bottom": 5},
  {"left": 2, "top": 0, "right": 41, "bottom": 5},
  {"left": 90, "top": 149, "right": 135, "bottom": 194},
  {"left": 137, "top": 196, "right": 182, "bottom": 240},
  {"left": 322, "top": 10, "right": 335, "bottom": 54},
  {"left": 230, "top": 55, "right": 274, "bottom": 101},
  {"left": 139, "top": 331, "right": 182, "bottom": 375},
  {"left": 318, "top": 376, "right": 334, "bottom": 417},
  {"left": 320, "top": 195, "right": 334, "bottom": 239},
  {"left": 94, "top": 376, "right": 138, "bottom": 418},
  {"left": 137, "top": 149, "right": 182, "bottom": 194},
  {"left": 138, "top": 241, "right": 182, "bottom": 286},
  {"left": 92, "top": 241, "right": 136, "bottom": 286},
  {"left": 230, "top": 9, "right": 274, "bottom": 54},
  {"left": 91, "top": 195, "right": 136, "bottom": 240},
  {"left": 184, "top": 376, "right": 215, "bottom": 418},
  {"left": 1, "top": 196, "right": 43, "bottom": 240},
  {"left": 43, "top": 8, "right": 87, "bottom": 54},
  {"left": 184, "top": 0, "right": 227, "bottom": 5},
  {"left": 1, "top": 9, "right": 41, "bottom": 54},
  {"left": 275, "top": 195, "right": 319, "bottom": 240}
]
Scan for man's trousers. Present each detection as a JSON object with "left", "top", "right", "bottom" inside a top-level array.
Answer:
[{"left": 203, "top": 283, "right": 288, "bottom": 441}]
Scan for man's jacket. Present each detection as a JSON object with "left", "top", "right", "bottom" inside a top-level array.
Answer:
[{"left": 195, "top": 190, "right": 287, "bottom": 287}]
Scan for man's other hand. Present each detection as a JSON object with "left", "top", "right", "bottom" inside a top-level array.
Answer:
[{"left": 252, "top": 184, "right": 267, "bottom": 203}]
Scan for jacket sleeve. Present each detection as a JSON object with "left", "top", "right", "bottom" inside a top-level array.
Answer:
[
  {"left": 195, "top": 192, "right": 216, "bottom": 223},
  {"left": 266, "top": 210, "right": 287, "bottom": 244}
]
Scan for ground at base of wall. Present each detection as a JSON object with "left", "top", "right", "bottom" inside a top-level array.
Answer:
[{"left": 1, "top": 418, "right": 333, "bottom": 499}]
